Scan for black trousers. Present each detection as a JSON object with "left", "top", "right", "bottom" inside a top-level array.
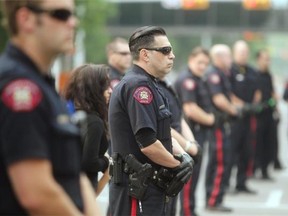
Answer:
[
  {"left": 255, "top": 109, "right": 274, "bottom": 175},
  {"left": 180, "top": 127, "right": 208, "bottom": 216},
  {"left": 228, "top": 116, "right": 253, "bottom": 188},
  {"left": 206, "top": 125, "right": 232, "bottom": 206},
  {"left": 109, "top": 176, "right": 167, "bottom": 216}
]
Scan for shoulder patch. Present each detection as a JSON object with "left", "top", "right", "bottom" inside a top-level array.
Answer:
[
  {"left": 1, "top": 79, "right": 42, "bottom": 112},
  {"left": 209, "top": 74, "right": 220, "bottom": 84},
  {"left": 110, "top": 79, "right": 120, "bottom": 89},
  {"left": 183, "top": 79, "right": 196, "bottom": 90},
  {"left": 133, "top": 86, "right": 153, "bottom": 104}
]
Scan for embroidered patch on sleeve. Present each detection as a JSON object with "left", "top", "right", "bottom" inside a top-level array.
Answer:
[
  {"left": 209, "top": 74, "right": 220, "bottom": 84},
  {"left": 183, "top": 79, "right": 196, "bottom": 90},
  {"left": 110, "top": 79, "right": 120, "bottom": 89},
  {"left": 1, "top": 79, "right": 42, "bottom": 112},
  {"left": 133, "top": 86, "right": 153, "bottom": 104}
]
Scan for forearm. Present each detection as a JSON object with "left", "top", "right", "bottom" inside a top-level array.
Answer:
[
  {"left": 213, "top": 94, "right": 237, "bottom": 116},
  {"left": 181, "top": 118, "right": 195, "bottom": 141},
  {"left": 141, "top": 140, "right": 180, "bottom": 168},
  {"left": 171, "top": 128, "right": 198, "bottom": 156},
  {"left": 171, "top": 137, "right": 185, "bottom": 155},
  {"left": 80, "top": 174, "right": 99, "bottom": 216},
  {"left": 183, "top": 103, "right": 214, "bottom": 126}
]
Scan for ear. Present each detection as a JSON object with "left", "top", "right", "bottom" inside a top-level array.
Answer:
[
  {"left": 139, "top": 49, "right": 149, "bottom": 62},
  {"left": 16, "top": 7, "right": 36, "bottom": 34}
]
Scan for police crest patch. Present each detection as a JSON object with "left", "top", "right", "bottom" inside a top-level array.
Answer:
[
  {"left": 1, "top": 79, "right": 42, "bottom": 112},
  {"left": 183, "top": 79, "right": 196, "bottom": 90},
  {"left": 209, "top": 74, "right": 220, "bottom": 84},
  {"left": 133, "top": 86, "right": 153, "bottom": 104}
]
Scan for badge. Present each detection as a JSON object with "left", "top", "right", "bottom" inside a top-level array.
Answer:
[
  {"left": 236, "top": 74, "right": 245, "bottom": 82},
  {"left": 110, "top": 79, "right": 120, "bottom": 89},
  {"left": 1, "top": 79, "right": 42, "bottom": 112},
  {"left": 133, "top": 86, "right": 153, "bottom": 104},
  {"left": 209, "top": 74, "right": 220, "bottom": 84},
  {"left": 183, "top": 79, "right": 196, "bottom": 90}
]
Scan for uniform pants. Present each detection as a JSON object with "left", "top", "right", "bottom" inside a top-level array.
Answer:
[
  {"left": 180, "top": 128, "right": 208, "bottom": 216},
  {"left": 206, "top": 125, "right": 231, "bottom": 206},
  {"left": 229, "top": 116, "right": 252, "bottom": 189},
  {"left": 109, "top": 178, "right": 167, "bottom": 216},
  {"left": 255, "top": 109, "right": 274, "bottom": 175}
]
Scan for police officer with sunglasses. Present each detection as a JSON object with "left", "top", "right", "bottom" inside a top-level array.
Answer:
[
  {"left": 109, "top": 26, "right": 194, "bottom": 216},
  {"left": 0, "top": 0, "right": 97, "bottom": 215}
]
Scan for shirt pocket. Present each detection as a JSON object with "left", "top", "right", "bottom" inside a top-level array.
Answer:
[{"left": 157, "top": 107, "right": 172, "bottom": 141}]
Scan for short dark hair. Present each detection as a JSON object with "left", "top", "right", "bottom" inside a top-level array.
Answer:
[
  {"left": 106, "top": 37, "right": 128, "bottom": 56},
  {"left": 129, "top": 26, "right": 167, "bottom": 60},
  {"left": 255, "top": 49, "right": 268, "bottom": 60},
  {"left": 64, "top": 64, "right": 110, "bottom": 132},
  {"left": 1, "top": 0, "right": 43, "bottom": 36},
  {"left": 189, "top": 46, "right": 210, "bottom": 58}
]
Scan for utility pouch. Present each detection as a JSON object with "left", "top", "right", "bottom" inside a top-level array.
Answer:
[{"left": 111, "top": 152, "right": 123, "bottom": 184}]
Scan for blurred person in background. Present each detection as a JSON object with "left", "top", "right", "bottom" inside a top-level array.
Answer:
[
  {"left": 106, "top": 37, "right": 132, "bottom": 89},
  {"left": 254, "top": 50, "right": 281, "bottom": 178},
  {"left": 229, "top": 40, "right": 260, "bottom": 194},
  {"left": 64, "top": 64, "right": 112, "bottom": 194},
  {"left": 175, "top": 47, "right": 232, "bottom": 214},
  {"left": 205, "top": 44, "right": 240, "bottom": 209},
  {"left": 284, "top": 80, "right": 288, "bottom": 102},
  {"left": 0, "top": 0, "right": 97, "bottom": 215},
  {"left": 158, "top": 68, "right": 202, "bottom": 216}
]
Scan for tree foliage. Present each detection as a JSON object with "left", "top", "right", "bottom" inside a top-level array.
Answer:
[{"left": 76, "top": 0, "right": 116, "bottom": 64}]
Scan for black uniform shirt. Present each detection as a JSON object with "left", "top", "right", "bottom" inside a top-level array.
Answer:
[
  {"left": 109, "top": 64, "right": 172, "bottom": 169},
  {"left": 109, "top": 65, "right": 124, "bottom": 89},
  {"left": 0, "top": 43, "right": 83, "bottom": 215},
  {"left": 158, "top": 79, "right": 182, "bottom": 133},
  {"left": 174, "top": 68, "right": 213, "bottom": 113},
  {"left": 256, "top": 70, "right": 274, "bottom": 102},
  {"left": 230, "top": 63, "right": 258, "bottom": 103},
  {"left": 206, "top": 65, "right": 232, "bottom": 101}
]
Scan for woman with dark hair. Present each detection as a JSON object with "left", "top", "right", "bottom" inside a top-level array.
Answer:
[{"left": 64, "top": 64, "right": 112, "bottom": 193}]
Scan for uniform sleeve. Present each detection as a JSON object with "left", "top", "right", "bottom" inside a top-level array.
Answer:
[
  {"left": 126, "top": 83, "right": 157, "bottom": 135},
  {"left": 0, "top": 79, "right": 50, "bottom": 166},
  {"left": 206, "top": 73, "right": 223, "bottom": 96},
  {"left": 82, "top": 117, "right": 109, "bottom": 173},
  {"left": 177, "top": 78, "right": 197, "bottom": 103}
]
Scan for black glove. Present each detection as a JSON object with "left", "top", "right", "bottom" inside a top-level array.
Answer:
[
  {"left": 192, "top": 142, "right": 202, "bottom": 164},
  {"left": 213, "top": 110, "right": 229, "bottom": 127},
  {"left": 165, "top": 153, "right": 194, "bottom": 197}
]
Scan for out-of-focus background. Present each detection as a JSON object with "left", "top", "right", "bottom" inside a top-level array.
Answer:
[{"left": 1, "top": 1, "right": 288, "bottom": 215}]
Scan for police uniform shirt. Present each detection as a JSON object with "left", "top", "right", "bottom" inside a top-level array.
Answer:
[
  {"left": 158, "top": 79, "right": 182, "bottom": 133},
  {"left": 230, "top": 63, "right": 258, "bottom": 103},
  {"left": 0, "top": 43, "right": 83, "bottom": 214},
  {"left": 174, "top": 68, "right": 213, "bottom": 114},
  {"left": 256, "top": 70, "right": 274, "bottom": 102},
  {"left": 109, "top": 64, "right": 172, "bottom": 169},
  {"left": 109, "top": 65, "right": 124, "bottom": 89},
  {"left": 206, "top": 65, "right": 232, "bottom": 101}
]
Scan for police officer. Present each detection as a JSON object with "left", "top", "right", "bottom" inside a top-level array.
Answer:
[
  {"left": 0, "top": 0, "right": 97, "bottom": 215},
  {"left": 206, "top": 44, "right": 240, "bottom": 210},
  {"left": 109, "top": 26, "right": 194, "bottom": 216},
  {"left": 106, "top": 37, "right": 132, "bottom": 88},
  {"left": 255, "top": 49, "right": 278, "bottom": 179},
  {"left": 175, "top": 47, "right": 232, "bottom": 214},
  {"left": 229, "top": 40, "right": 260, "bottom": 193},
  {"left": 158, "top": 75, "right": 202, "bottom": 216}
]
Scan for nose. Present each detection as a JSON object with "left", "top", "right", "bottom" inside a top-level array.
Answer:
[
  {"left": 170, "top": 51, "right": 175, "bottom": 59},
  {"left": 68, "top": 15, "right": 79, "bottom": 28}
]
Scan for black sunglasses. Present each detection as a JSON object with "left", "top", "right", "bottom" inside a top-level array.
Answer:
[
  {"left": 26, "top": 5, "right": 75, "bottom": 22},
  {"left": 141, "top": 46, "right": 172, "bottom": 55}
]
